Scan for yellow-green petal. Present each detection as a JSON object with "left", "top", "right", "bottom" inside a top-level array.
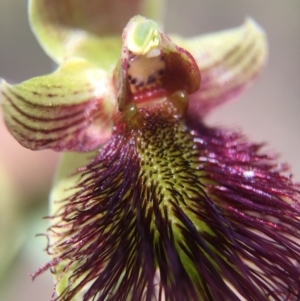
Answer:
[
  {"left": 171, "top": 18, "right": 268, "bottom": 116},
  {"left": 29, "top": 152, "right": 96, "bottom": 300},
  {"left": 29, "top": 0, "right": 165, "bottom": 66},
  {"left": 49, "top": 151, "right": 97, "bottom": 301},
  {"left": 0, "top": 161, "right": 25, "bottom": 285},
  {"left": 1, "top": 59, "right": 116, "bottom": 151}
]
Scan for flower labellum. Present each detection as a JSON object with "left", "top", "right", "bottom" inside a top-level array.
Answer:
[{"left": 1, "top": 1, "right": 300, "bottom": 300}]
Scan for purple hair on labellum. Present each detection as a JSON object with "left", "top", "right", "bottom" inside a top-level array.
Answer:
[{"left": 32, "top": 99, "right": 300, "bottom": 301}]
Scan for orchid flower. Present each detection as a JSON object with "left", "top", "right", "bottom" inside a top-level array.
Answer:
[{"left": 1, "top": 0, "right": 300, "bottom": 301}]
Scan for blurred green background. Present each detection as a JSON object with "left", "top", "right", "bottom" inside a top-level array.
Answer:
[{"left": 0, "top": 0, "right": 299, "bottom": 300}]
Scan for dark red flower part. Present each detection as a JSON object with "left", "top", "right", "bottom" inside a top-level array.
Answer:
[{"left": 32, "top": 97, "right": 300, "bottom": 301}]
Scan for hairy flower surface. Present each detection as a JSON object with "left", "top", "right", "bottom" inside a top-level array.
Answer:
[{"left": 1, "top": 1, "right": 300, "bottom": 301}]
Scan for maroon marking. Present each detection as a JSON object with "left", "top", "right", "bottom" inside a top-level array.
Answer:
[
  {"left": 3, "top": 90, "right": 101, "bottom": 122},
  {"left": 147, "top": 75, "right": 157, "bottom": 85},
  {"left": 158, "top": 69, "right": 164, "bottom": 76}
]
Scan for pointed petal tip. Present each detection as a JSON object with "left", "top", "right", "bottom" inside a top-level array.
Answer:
[
  {"left": 244, "top": 16, "right": 266, "bottom": 35},
  {"left": 243, "top": 16, "right": 268, "bottom": 59}
]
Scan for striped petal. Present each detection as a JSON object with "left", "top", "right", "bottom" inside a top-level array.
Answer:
[
  {"left": 1, "top": 59, "right": 116, "bottom": 152},
  {"left": 29, "top": 0, "right": 165, "bottom": 66},
  {"left": 171, "top": 18, "right": 267, "bottom": 117}
]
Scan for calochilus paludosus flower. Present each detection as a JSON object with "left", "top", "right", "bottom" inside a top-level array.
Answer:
[{"left": 1, "top": 0, "right": 300, "bottom": 300}]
